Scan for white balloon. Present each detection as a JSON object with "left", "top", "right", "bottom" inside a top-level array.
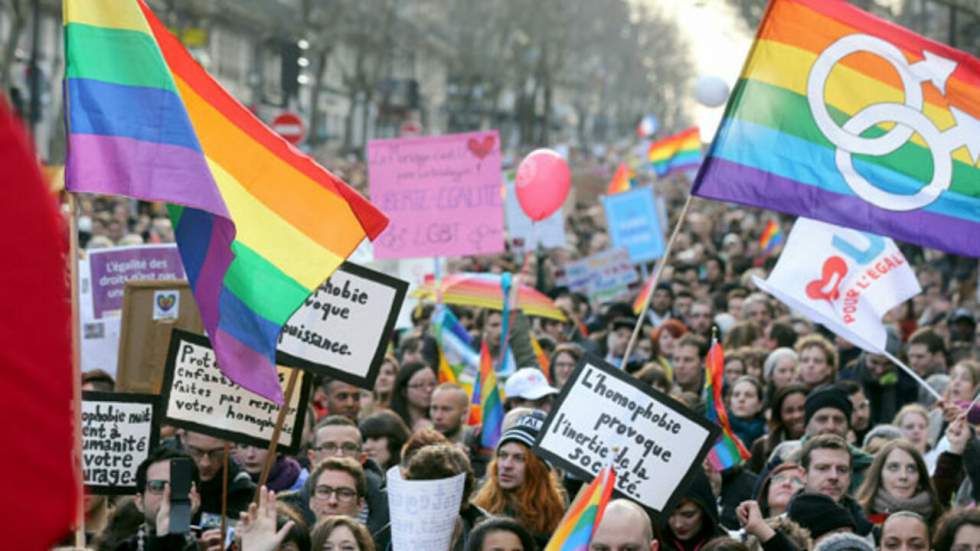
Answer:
[{"left": 695, "top": 76, "right": 730, "bottom": 107}]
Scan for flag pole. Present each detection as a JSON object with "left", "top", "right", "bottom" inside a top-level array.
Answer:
[
  {"left": 254, "top": 367, "right": 300, "bottom": 501},
  {"left": 620, "top": 194, "right": 694, "bottom": 370},
  {"left": 882, "top": 350, "right": 942, "bottom": 400},
  {"left": 68, "top": 192, "right": 87, "bottom": 549}
]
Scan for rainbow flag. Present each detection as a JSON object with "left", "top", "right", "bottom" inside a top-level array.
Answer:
[
  {"left": 413, "top": 273, "right": 566, "bottom": 321},
  {"left": 529, "top": 330, "right": 551, "bottom": 380},
  {"left": 544, "top": 467, "right": 617, "bottom": 551},
  {"left": 691, "top": 0, "right": 980, "bottom": 257},
  {"left": 758, "top": 220, "right": 784, "bottom": 255},
  {"left": 470, "top": 340, "right": 504, "bottom": 448},
  {"left": 432, "top": 305, "right": 480, "bottom": 389},
  {"left": 63, "top": 0, "right": 387, "bottom": 402},
  {"left": 703, "top": 342, "right": 751, "bottom": 470},
  {"left": 606, "top": 163, "right": 637, "bottom": 194},
  {"left": 648, "top": 127, "right": 701, "bottom": 177},
  {"left": 632, "top": 276, "right": 655, "bottom": 316}
]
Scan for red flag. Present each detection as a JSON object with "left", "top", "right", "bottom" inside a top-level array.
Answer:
[{"left": 0, "top": 100, "right": 77, "bottom": 548}]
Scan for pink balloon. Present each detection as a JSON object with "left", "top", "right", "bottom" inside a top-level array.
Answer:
[{"left": 514, "top": 149, "right": 570, "bottom": 221}]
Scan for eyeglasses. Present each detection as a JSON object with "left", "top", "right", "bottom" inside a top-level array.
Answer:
[
  {"left": 186, "top": 446, "right": 226, "bottom": 462},
  {"left": 314, "top": 442, "right": 361, "bottom": 455},
  {"left": 408, "top": 381, "right": 436, "bottom": 390},
  {"left": 314, "top": 485, "right": 358, "bottom": 501},
  {"left": 145, "top": 479, "right": 169, "bottom": 494}
]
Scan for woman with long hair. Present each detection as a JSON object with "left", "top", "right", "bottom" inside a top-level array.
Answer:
[
  {"left": 361, "top": 354, "right": 399, "bottom": 416},
  {"left": 358, "top": 409, "right": 411, "bottom": 470},
  {"left": 548, "top": 343, "right": 583, "bottom": 390},
  {"left": 311, "top": 516, "right": 375, "bottom": 551},
  {"left": 650, "top": 320, "right": 688, "bottom": 384},
  {"left": 388, "top": 361, "right": 437, "bottom": 431},
  {"left": 748, "top": 384, "right": 807, "bottom": 474},
  {"left": 728, "top": 376, "right": 767, "bottom": 452},
  {"left": 855, "top": 439, "right": 943, "bottom": 527},
  {"left": 471, "top": 411, "right": 565, "bottom": 549}
]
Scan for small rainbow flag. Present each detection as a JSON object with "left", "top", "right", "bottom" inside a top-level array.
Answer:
[
  {"left": 529, "top": 330, "right": 551, "bottom": 380},
  {"left": 648, "top": 127, "right": 701, "bottom": 178},
  {"left": 703, "top": 341, "right": 751, "bottom": 470},
  {"left": 432, "top": 305, "right": 479, "bottom": 389},
  {"left": 470, "top": 340, "right": 504, "bottom": 448},
  {"left": 632, "top": 276, "right": 655, "bottom": 316},
  {"left": 691, "top": 0, "right": 980, "bottom": 257},
  {"left": 759, "top": 220, "right": 784, "bottom": 255},
  {"left": 544, "top": 466, "right": 617, "bottom": 551},
  {"left": 606, "top": 163, "right": 637, "bottom": 195},
  {"left": 63, "top": 0, "right": 387, "bottom": 402}
]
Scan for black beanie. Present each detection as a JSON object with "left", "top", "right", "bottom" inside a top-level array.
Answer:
[
  {"left": 498, "top": 410, "right": 547, "bottom": 450},
  {"left": 804, "top": 385, "right": 853, "bottom": 427},
  {"left": 787, "top": 492, "right": 856, "bottom": 539}
]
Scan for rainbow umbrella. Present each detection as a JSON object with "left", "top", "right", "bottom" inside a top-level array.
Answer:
[{"left": 413, "top": 273, "right": 566, "bottom": 321}]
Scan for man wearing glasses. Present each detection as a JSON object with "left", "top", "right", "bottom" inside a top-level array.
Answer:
[
  {"left": 180, "top": 430, "right": 256, "bottom": 527},
  {"left": 116, "top": 447, "right": 201, "bottom": 551},
  {"left": 306, "top": 456, "right": 367, "bottom": 521}
]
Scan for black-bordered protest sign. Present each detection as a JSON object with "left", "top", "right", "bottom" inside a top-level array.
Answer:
[
  {"left": 82, "top": 391, "right": 160, "bottom": 495},
  {"left": 533, "top": 354, "right": 719, "bottom": 514},
  {"left": 277, "top": 262, "right": 408, "bottom": 389},
  {"left": 161, "top": 330, "right": 311, "bottom": 454}
]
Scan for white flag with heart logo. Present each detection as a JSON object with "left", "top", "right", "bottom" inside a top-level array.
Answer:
[{"left": 752, "top": 218, "right": 920, "bottom": 354}]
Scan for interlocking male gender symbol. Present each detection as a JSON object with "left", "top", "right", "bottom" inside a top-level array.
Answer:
[{"left": 807, "top": 34, "right": 980, "bottom": 211}]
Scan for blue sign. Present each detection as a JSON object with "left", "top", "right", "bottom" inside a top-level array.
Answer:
[{"left": 601, "top": 187, "right": 666, "bottom": 263}]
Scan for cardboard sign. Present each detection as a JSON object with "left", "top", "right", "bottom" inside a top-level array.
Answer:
[
  {"left": 116, "top": 280, "right": 204, "bottom": 395},
  {"left": 87, "top": 245, "right": 186, "bottom": 318},
  {"left": 555, "top": 248, "right": 638, "bottom": 304},
  {"left": 387, "top": 466, "right": 466, "bottom": 551},
  {"left": 161, "top": 331, "right": 311, "bottom": 453},
  {"left": 82, "top": 391, "right": 160, "bottom": 495},
  {"left": 602, "top": 187, "right": 666, "bottom": 263},
  {"left": 503, "top": 173, "right": 567, "bottom": 251},
  {"left": 534, "top": 355, "right": 719, "bottom": 513},
  {"left": 368, "top": 130, "right": 504, "bottom": 258},
  {"left": 277, "top": 262, "right": 407, "bottom": 388}
]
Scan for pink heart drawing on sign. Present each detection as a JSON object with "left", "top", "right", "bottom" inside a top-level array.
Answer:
[
  {"left": 806, "top": 256, "right": 848, "bottom": 302},
  {"left": 467, "top": 135, "right": 496, "bottom": 160},
  {"left": 157, "top": 293, "right": 176, "bottom": 311}
]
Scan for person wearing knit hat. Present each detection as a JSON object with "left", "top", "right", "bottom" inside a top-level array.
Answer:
[
  {"left": 497, "top": 409, "right": 546, "bottom": 450},
  {"left": 787, "top": 492, "right": 856, "bottom": 542},
  {"left": 813, "top": 532, "right": 875, "bottom": 551},
  {"left": 804, "top": 385, "right": 852, "bottom": 439}
]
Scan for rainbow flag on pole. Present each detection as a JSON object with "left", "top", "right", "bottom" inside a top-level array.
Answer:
[
  {"left": 433, "top": 305, "right": 479, "bottom": 388},
  {"left": 758, "top": 219, "right": 785, "bottom": 255},
  {"left": 691, "top": 0, "right": 980, "bottom": 257},
  {"left": 703, "top": 341, "right": 750, "bottom": 470},
  {"left": 470, "top": 341, "right": 504, "bottom": 448},
  {"left": 63, "top": 0, "right": 387, "bottom": 402},
  {"left": 544, "top": 466, "right": 617, "bottom": 551},
  {"left": 606, "top": 163, "right": 637, "bottom": 194},
  {"left": 648, "top": 127, "right": 702, "bottom": 177}
]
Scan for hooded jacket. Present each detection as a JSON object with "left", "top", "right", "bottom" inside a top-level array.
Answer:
[{"left": 659, "top": 470, "right": 727, "bottom": 551}]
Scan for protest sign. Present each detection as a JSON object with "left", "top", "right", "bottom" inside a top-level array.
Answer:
[
  {"left": 601, "top": 187, "right": 666, "bottom": 263},
  {"left": 555, "top": 248, "right": 638, "bottom": 304},
  {"left": 368, "top": 130, "right": 504, "bottom": 258},
  {"left": 535, "top": 355, "right": 719, "bottom": 513},
  {"left": 87, "top": 244, "right": 186, "bottom": 318},
  {"left": 78, "top": 256, "right": 122, "bottom": 376},
  {"left": 161, "top": 330, "right": 311, "bottom": 453},
  {"left": 82, "top": 391, "right": 159, "bottom": 495},
  {"left": 503, "top": 173, "right": 567, "bottom": 251},
  {"left": 386, "top": 466, "right": 466, "bottom": 551},
  {"left": 116, "top": 281, "right": 203, "bottom": 394},
  {"left": 277, "top": 262, "right": 407, "bottom": 388}
]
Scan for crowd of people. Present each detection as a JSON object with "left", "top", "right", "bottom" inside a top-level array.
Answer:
[{"left": 67, "top": 156, "right": 980, "bottom": 551}]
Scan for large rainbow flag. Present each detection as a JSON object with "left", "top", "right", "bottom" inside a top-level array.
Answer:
[
  {"left": 691, "top": 0, "right": 980, "bottom": 257},
  {"left": 544, "top": 466, "right": 617, "bottom": 551},
  {"left": 703, "top": 341, "right": 750, "bottom": 471},
  {"left": 648, "top": 127, "right": 701, "bottom": 177},
  {"left": 63, "top": 0, "right": 387, "bottom": 402}
]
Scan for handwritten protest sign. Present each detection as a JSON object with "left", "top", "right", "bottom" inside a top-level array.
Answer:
[
  {"left": 535, "top": 355, "right": 718, "bottom": 513},
  {"left": 82, "top": 392, "right": 159, "bottom": 495},
  {"left": 387, "top": 466, "right": 466, "bottom": 551},
  {"left": 278, "top": 262, "right": 407, "bottom": 388},
  {"left": 368, "top": 130, "right": 504, "bottom": 258},
  {"left": 555, "top": 248, "right": 638, "bottom": 304},
  {"left": 161, "top": 330, "right": 311, "bottom": 453},
  {"left": 601, "top": 187, "right": 666, "bottom": 263},
  {"left": 503, "top": 173, "right": 566, "bottom": 251},
  {"left": 87, "top": 244, "right": 186, "bottom": 318}
]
